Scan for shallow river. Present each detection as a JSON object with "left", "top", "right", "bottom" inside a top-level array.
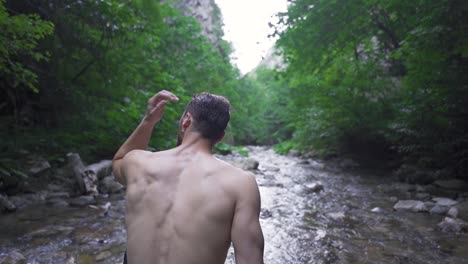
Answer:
[{"left": 1, "top": 146, "right": 467, "bottom": 263}]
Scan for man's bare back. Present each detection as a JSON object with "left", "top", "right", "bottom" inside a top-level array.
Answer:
[{"left": 113, "top": 90, "right": 264, "bottom": 264}]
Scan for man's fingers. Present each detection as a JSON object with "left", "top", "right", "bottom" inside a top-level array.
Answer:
[{"left": 158, "top": 90, "right": 179, "bottom": 102}]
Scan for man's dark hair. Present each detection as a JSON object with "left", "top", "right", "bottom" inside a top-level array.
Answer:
[{"left": 185, "top": 93, "right": 231, "bottom": 141}]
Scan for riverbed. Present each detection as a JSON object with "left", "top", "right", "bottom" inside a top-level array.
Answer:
[{"left": 1, "top": 146, "right": 467, "bottom": 263}]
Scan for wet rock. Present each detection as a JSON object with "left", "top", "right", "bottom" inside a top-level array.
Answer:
[
  {"left": 415, "top": 192, "right": 431, "bottom": 201},
  {"left": 27, "top": 156, "right": 51, "bottom": 175},
  {"left": 437, "top": 217, "right": 468, "bottom": 233},
  {"left": 424, "top": 201, "right": 436, "bottom": 209},
  {"left": 371, "top": 207, "right": 383, "bottom": 213},
  {"left": 260, "top": 164, "right": 280, "bottom": 172},
  {"left": 288, "top": 150, "right": 301, "bottom": 157},
  {"left": 228, "top": 158, "right": 259, "bottom": 171},
  {"left": 99, "top": 176, "right": 124, "bottom": 194},
  {"left": 306, "top": 160, "right": 325, "bottom": 170},
  {"left": 415, "top": 185, "right": 426, "bottom": 193},
  {"left": 0, "top": 250, "right": 26, "bottom": 264},
  {"left": 430, "top": 204, "right": 449, "bottom": 215},
  {"left": 432, "top": 197, "right": 458, "bottom": 207},
  {"left": 328, "top": 212, "right": 346, "bottom": 220},
  {"left": 455, "top": 201, "right": 468, "bottom": 221},
  {"left": 95, "top": 251, "right": 112, "bottom": 261},
  {"left": 433, "top": 179, "right": 468, "bottom": 191},
  {"left": 305, "top": 182, "right": 324, "bottom": 193},
  {"left": 66, "top": 153, "right": 87, "bottom": 194},
  {"left": 260, "top": 208, "right": 272, "bottom": 219},
  {"left": 389, "top": 196, "right": 398, "bottom": 202},
  {"left": 69, "top": 195, "right": 95, "bottom": 207},
  {"left": 86, "top": 160, "right": 113, "bottom": 180},
  {"left": 447, "top": 207, "right": 459, "bottom": 218},
  {"left": 393, "top": 200, "right": 428, "bottom": 212},
  {"left": 65, "top": 257, "right": 76, "bottom": 264},
  {"left": 0, "top": 194, "right": 16, "bottom": 212}
]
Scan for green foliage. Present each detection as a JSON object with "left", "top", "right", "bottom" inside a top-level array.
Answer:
[
  {"left": 271, "top": 0, "right": 468, "bottom": 176},
  {"left": 273, "top": 141, "right": 298, "bottom": 155},
  {"left": 214, "top": 142, "right": 248, "bottom": 157},
  {"left": 0, "top": 0, "right": 53, "bottom": 107},
  {"left": 0, "top": 0, "right": 245, "bottom": 161}
]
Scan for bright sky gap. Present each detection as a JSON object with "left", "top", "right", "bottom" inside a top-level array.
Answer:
[{"left": 214, "top": 0, "right": 288, "bottom": 74}]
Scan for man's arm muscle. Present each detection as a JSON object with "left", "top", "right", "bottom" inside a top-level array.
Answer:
[{"left": 231, "top": 174, "right": 264, "bottom": 264}]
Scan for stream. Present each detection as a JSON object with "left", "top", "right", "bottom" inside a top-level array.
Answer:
[{"left": 1, "top": 146, "right": 468, "bottom": 263}]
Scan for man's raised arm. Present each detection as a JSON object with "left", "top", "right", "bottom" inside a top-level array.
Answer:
[
  {"left": 231, "top": 173, "right": 264, "bottom": 264},
  {"left": 112, "top": 90, "right": 178, "bottom": 185}
]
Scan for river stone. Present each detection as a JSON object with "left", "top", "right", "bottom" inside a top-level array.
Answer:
[
  {"left": 47, "top": 198, "right": 69, "bottom": 207},
  {"left": 432, "top": 197, "right": 458, "bottom": 207},
  {"left": 69, "top": 195, "right": 95, "bottom": 207},
  {"left": 27, "top": 156, "right": 51, "bottom": 175},
  {"left": 228, "top": 158, "right": 259, "bottom": 171},
  {"left": 0, "top": 194, "right": 16, "bottom": 212},
  {"left": 86, "top": 160, "right": 113, "bottom": 180},
  {"left": 328, "top": 212, "right": 346, "bottom": 220},
  {"left": 393, "top": 200, "right": 428, "bottom": 212},
  {"left": 434, "top": 179, "right": 468, "bottom": 191},
  {"left": 437, "top": 217, "right": 468, "bottom": 233},
  {"left": 95, "top": 251, "right": 112, "bottom": 261},
  {"left": 430, "top": 204, "right": 449, "bottom": 215},
  {"left": 447, "top": 207, "right": 459, "bottom": 218},
  {"left": 99, "top": 176, "right": 124, "bottom": 194},
  {"left": 455, "top": 201, "right": 468, "bottom": 221},
  {"left": 415, "top": 192, "right": 431, "bottom": 201},
  {"left": 305, "top": 182, "right": 324, "bottom": 193},
  {"left": 0, "top": 250, "right": 26, "bottom": 264},
  {"left": 371, "top": 207, "right": 383, "bottom": 213}
]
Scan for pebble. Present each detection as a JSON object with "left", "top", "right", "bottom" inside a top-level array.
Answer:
[{"left": 447, "top": 207, "right": 459, "bottom": 218}]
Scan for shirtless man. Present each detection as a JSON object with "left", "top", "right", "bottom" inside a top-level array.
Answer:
[{"left": 112, "top": 90, "right": 264, "bottom": 264}]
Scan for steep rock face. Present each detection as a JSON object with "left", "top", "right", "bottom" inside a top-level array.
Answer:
[{"left": 174, "top": 0, "right": 224, "bottom": 47}]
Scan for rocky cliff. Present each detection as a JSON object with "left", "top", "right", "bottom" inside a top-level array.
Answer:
[{"left": 173, "top": 0, "right": 224, "bottom": 47}]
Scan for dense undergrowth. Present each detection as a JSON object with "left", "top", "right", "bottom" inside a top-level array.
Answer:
[{"left": 1, "top": 0, "right": 467, "bottom": 181}]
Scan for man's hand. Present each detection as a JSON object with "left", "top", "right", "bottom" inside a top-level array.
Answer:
[{"left": 144, "top": 90, "right": 179, "bottom": 124}]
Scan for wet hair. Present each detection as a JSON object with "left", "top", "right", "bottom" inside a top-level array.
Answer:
[{"left": 185, "top": 93, "right": 231, "bottom": 141}]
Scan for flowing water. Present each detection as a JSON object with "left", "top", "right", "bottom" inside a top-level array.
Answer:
[{"left": 1, "top": 146, "right": 468, "bottom": 263}]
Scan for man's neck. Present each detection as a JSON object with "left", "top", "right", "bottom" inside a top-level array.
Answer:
[{"left": 178, "top": 131, "right": 213, "bottom": 154}]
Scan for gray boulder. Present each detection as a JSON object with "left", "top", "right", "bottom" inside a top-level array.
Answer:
[
  {"left": 66, "top": 153, "right": 98, "bottom": 195},
  {"left": 393, "top": 200, "right": 428, "bottom": 212},
  {"left": 86, "top": 160, "right": 113, "bottom": 180},
  {"left": 0, "top": 250, "right": 26, "bottom": 264},
  {"left": 305, "top": 182, "right": 324, "bottom": 193},
  {"left": 0, "top": 194, "right": 16, "bottom": 212},
  {"left": 432, "top": 197, "right": 458, "bottom": 207},
  {"left": 99, "top": 176, "right": 124, "bottom": 194},
  {"left": 455, "top": 201, "right": 468, "bottom": 221},
  {"left": 447, "top": 207, "right": 459, "bottom": 218},
  {"left": 430, "top": 204, "right": 449, "bottom": 215},
  {"left": 229, "top": 158, "right": 259, "bottom": 171},
  {"left": 437, "top": 217, "right": 468, "bottom": 233},
  {"left": 26, "top": 156, "right": 51, "bottom": 175}
]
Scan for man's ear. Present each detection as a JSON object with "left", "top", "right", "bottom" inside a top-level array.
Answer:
[{"left": 182, "top": 112, "right": 192, "bottom": 129}]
